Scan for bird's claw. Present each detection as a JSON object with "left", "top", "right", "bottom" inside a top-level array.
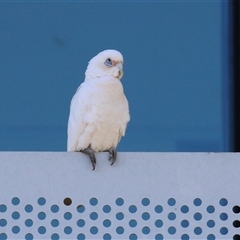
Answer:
[
  {"left": 81, "top": 147, "right": 96, "bottom": 170},
  {"left": 91, "top": 158, "right": 96, "bottom": 170},
  {"left": 108, "top": 147, "right": 117, "bottom": 166},
  {"left": 82, "top": 147, "right": 117, "bottom": 169}
]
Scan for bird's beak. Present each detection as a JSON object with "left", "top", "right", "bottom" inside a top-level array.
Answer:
[
  {"left": 116, "top": 62, "right": 123, "bottom": 79},
  {"left": 116, "top": 62, "right": 123, "bottom": 70}
]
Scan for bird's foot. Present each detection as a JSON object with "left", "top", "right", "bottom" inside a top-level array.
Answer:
[
  {"left": 107, "top": 147, "right": 117, "bottom": 166},
  {"left": 81, "top": 147, "right": 96, "bottom": 170}
]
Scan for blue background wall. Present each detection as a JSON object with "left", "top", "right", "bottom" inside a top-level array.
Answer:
[{"left": 0, "top": 1, "right": 231, "bottom": 152}]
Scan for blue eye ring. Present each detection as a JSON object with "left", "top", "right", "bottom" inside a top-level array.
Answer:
[{"left": 104, "top": 58, "right": 112, "bottom": 66}]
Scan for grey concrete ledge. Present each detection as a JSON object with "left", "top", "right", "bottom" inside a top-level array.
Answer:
[{"left": 1, "top": 152, "right": 239, "bottom": 199}]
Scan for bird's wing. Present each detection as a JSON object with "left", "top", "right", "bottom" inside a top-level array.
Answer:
[{"left": 67, "top": 83, "right": 89, "bottom": 151}]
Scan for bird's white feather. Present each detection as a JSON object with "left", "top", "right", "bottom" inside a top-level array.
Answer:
[{"left": 67, "top": 50, "right": 130, "bottom": 152}]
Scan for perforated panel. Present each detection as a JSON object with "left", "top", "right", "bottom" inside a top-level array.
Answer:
[
  {"left": 1, "top": 196, "right": 240, "bottom": 239},
  {"left": 0, "top": 152, "right": 240, "bottom": 239}
]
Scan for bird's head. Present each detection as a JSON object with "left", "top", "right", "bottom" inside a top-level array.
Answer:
[{"left": 85, "top": 49, "right": 124, "bottom": 81}]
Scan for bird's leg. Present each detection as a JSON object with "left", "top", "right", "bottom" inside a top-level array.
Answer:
[
  {"left": 105, "top": 147, "right": 117, "bottom": 166},
  {"left": 81, "top": 147, "right": 96, "bottom": 170}
]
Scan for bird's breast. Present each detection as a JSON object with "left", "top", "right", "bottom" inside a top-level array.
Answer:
[{"left": 83, "top": 78, "right": 129, "bottom": 151}]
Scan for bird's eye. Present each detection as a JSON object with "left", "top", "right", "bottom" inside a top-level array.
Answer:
[{"left": 104, "top": 58, "right": 112, "bottom": 66}]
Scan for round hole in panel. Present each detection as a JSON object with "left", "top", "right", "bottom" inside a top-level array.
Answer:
[
  {"left": 38, "top": 212, "right": 46, "bottom": 220},
  {"left": 77, "top": 204, "right": 83, "bottom": 209},
  {"left": 193, "top": 198, "right": 202, "bottom": 206},
  {"left": 168, "top": 198, "right": 176, "bottom": 206},
  {"left": 233, "top": 220, "right": 240, "bottom": 228},
  {"left": 129, "top": 219, "right": 137, "bottom": 227},
  {"left": 155, "top": 233, "right": 164, "bottom": 240},
  {"left": 219, "top": 212, "right": 228, "bottom": 221},
  {"left": 25, "top": 233, "right": 33, "bottom": 240},
  {"left": 25, "top": 219, "right": 33, "bottom": 227},
  {"left": 142, "top": 226, "right": 150, "bottom": 235},
  {"left": 25, "top": 204, "right": 33, "bottom": 213},
  {"left": 181, "top": 205, "right": 189, "bottom": 213},
  {"left": 12, "top": 226, "right": 20, "bottom": 234},
  {"left": 181, "top": 220, "right": 189, "bottom": 228},
  {"left": 193, "top": 212, "right": 202, "bottom": 221},
  {"left": 89, "top": 197, "right": 98, "bottom": 206},
  {"left": 51, "top": 233, "right": 59, "bottom": 240},
  {"left": 181, "top": 234, "right": 189, "bottom": 240},
  {"left": 38, "top": 197, "right": 46, "bottom": 206},
  {"left": 12, "top": 197, "right": 20, "bottom": 206},
  {"left": 51, "top": 205, "right": 59, "bottom": 213},
  {"left": 0, "top": 233, "right": 7, "bottom": 240},
  {"left": 63, "top": 197, "right": 72, "bottom": 206},
  {"left": 77, "top": 205, "right": 85, "bottom": 213},
  {"left": 77, "top": 233, "right": 86, "bottom": 240},
  {"left": 129, "top": 205, "right": 137, "bottom": 213},
  {"left": 168, "top": 212, "right": 176, "bottom": 220},
  {"left": 220, "top": 227, "right": 228, "bottom": 235},
  {"left": 103, "top": 233, "right": 111, "bottom": 240},
  {"left": 116, "top": 198, "right": 124, "bottom": 206},
  {"left": 141, "top": 198, "right": 150, "bottom": 206},
  {"left": 103, "top": 205, "right": 111, "bottom": 213},
  {"left": 51, "top": 219, "right": 59, "bottom": 227},
  {"left": 64, "top": 212, "right": 72, "bottom": 220},
  {"left": 129, "top": 233, "right": 138, "bottom": 240},
  {"left": 0, "top": 218, "right": 7, "bottom": 227},
  {"left": 77, "top": 219, "right": 85, "bottom": 227},
  {"left": 103, "top": 219, "right": 111, "bottom": 227},
  {"left": 206, "top": 205, "right": 215, "bottom": 214},
  {"left": 168, "top": 226, "right": 176, "bottom": 235},
  {"left": 12, "top": 211, "right": 20, "bottom": 220},
  {"left": 90, "top": 212, "right": 98, "bottom": 220},
  {"left": 116, "top": 212, "right": 124, "bottom": 220},
  {"left": 0, "top": 204, "right": 7, "bottom": 213},
  {"left": 233, "top": 235, "right": 240, "bottom": 240},
  {"left": 155, "top": 205, "right": 163, "bottom": 213},
  {"left": 219, "top": 198, "right": 228, "bottom": 206},
  {"left": 207, "top": 220, "right": 215, "bottom": 228},
  {"left": 207, "top": 234, "right": 216, "bottom": 240},
  {"left": 142, "top": 212, "right": 150, "bottom": 220},
  {"left": 116, "top": 226, "right": 124, "bottom": 234},
  {"left": 90, "top": 226, "right": 98, "bottom": 234},
  {"left": 155, "top": 219, "right": 163, "bottom": 228},
  {"left": 64, "top": 226, "right": 72, "bottom": 234},
  {"left": 194, "top": 227, "right": 202, "bottom": 235},
  {"left": 233, "top": 206, "right": 240, "bottom": 213},
  {"left": 38, "top": 226, "right": 46, "bottom": 234}
]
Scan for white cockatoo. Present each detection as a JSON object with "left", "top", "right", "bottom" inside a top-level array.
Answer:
[{"left": 67, "top": 49, "right": 130, "bottom": 170}]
